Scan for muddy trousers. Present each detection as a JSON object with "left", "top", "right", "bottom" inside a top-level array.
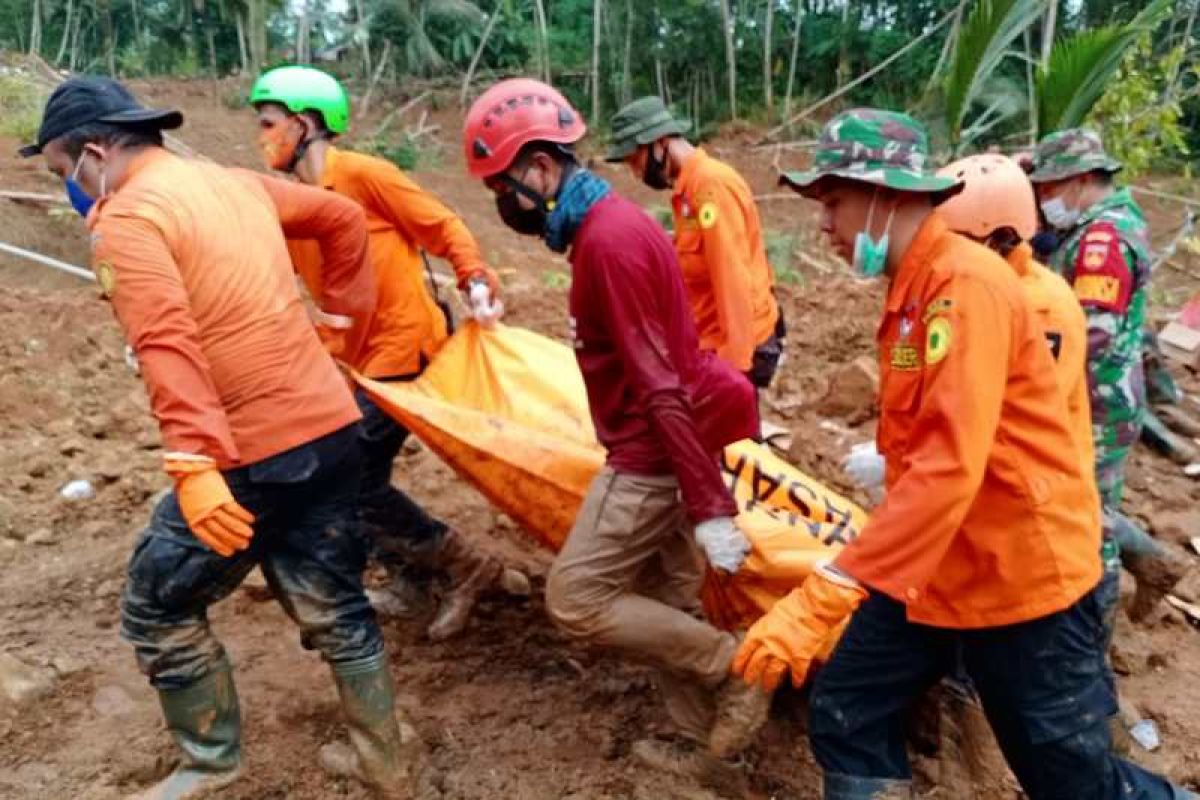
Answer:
[
  {"left": 121, "top": 425, "right": 384, "bottom": 691},
  {"left": 546, "top": 468, "right": 737, "bottom": 742},
  {"left": 354, "top": 387, "right": 448, "bottom": 566},
  {"left": 809, "top": 588, "right": 1192, "bottom": 800}
]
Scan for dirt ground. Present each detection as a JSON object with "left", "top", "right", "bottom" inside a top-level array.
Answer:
[{"left": 1, "top": 74, "right": 1199, "bottom": 800}]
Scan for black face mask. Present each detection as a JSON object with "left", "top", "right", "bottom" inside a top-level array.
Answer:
[
  {"left": 642, "top": 143, "right": 671, "bottom": 191},
  {"left": 496, "top": 191, "right": 548, "bottom": 236}
]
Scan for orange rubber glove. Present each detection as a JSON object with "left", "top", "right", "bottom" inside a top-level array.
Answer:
[
  {"left": 164, "top": 455, "right": 255, "bottom": 557},
  {"left": 732, "top": 562, "right": 868, "bottom": 692}
]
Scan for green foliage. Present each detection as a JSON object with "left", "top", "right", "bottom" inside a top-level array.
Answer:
[
  {"left": 764, "top": 229, "right": 803, "bottom": 287},
  {"left": 1036, "top": 0, "right": 1173, "bottom": 136},
  {"left": 940, "top": 0, "right": 1042, "bottom": 150},
  {"left": 1086, "top": 38, "right": 1189, "bottom": 180},
  {"left": 359, "top": 133, "right": 442, "bottom": 172},
  {"left": 0, "top": 74, "right": 46, "bottom": 142},
  {"left": 541, "top": 269, "right": 571, "bottom": 289},
  {"left": 649, "top": 205, "right": 674, "bottom": 234}
]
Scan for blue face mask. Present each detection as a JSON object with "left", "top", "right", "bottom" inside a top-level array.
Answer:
[
  {"left": 851, "top": 191, "right": 896, "bottom": 278},
  {"left": 64, "top": 152, "right": 95, "bottom": 218}
]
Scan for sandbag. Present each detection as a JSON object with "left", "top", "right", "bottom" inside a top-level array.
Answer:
[{"left": 357, "top": 323, "right": 868, "bottom": 630}]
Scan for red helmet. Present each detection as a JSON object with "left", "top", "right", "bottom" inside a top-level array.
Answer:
[{"left": 463, "top": 78, "right": 587, "bottom": 179}]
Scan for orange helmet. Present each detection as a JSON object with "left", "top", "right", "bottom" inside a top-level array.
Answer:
[
  {"left": 936, "top": 154, "right": 1037, "bottom": 241},
  {"left": 463, "top": 78, "right": 586, "bottom": 179}
]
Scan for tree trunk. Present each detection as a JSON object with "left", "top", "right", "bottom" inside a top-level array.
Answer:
[
  {"left": 461, "top": 0, "right": 504, "bottom": 106},
  {"left": 29, "top": 0, "right": 42, "bottom": 56},
  {"left": 355, "top": 0, "right": 371, "bottom": 80},
  {"left": 235, "top": 9, "right": 249, "bottom": 74},
  {"left": 719, "top": 0, "right": 737, "bottom": 119},
  {"left": 131, "top": 0, "right": 141, "bottom": 44},
  {"left": 68, "top": 6, "right": 82, "bottom": 72},
  {"left": 655, "top": 56, "right": 664, "bottom": 100},
  {"left": 248, "top": 0, "right": 268, "bottom": 74},
  {"left": 101, "top": 0, "right": 117, "bottom": 74},
  {"left": 782, "top": 3, "right": 803, "bottom": 122},
  {"left": 531, "top": 0, "right": 550, "bottom": 82},
  {"left": 296, "top": 5, "right": 310, "bottom": 64},
  {"left": 621, "top": 0, "right": 633, "bottom": 104},
  {"left": 591, "top": 0, "right": 603, "bottom": 123},
  {"left": 1024, "top": 28, "right": 1037, "bottom": 145},
  {"left": 836, "top": 0, "right": 852, "bottom": 88},
  {"left": 763, "top": 0, "right": 774, "bottom": 116},
  {"left": 1040, "top": 1, "right": 1058, "bottom": 67},
  {"left": 55, "top": 0, "right": 74, "bottom": 65}
]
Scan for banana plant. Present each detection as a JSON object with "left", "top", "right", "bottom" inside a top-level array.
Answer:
[
  {"left": 941, "top": 0, "right": 1044, "bottom": 152},
  {"left": 1035, "top": 0, "right": 1174, "bottom": 136}
]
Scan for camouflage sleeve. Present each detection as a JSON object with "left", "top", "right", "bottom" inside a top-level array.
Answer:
[{"left": 1081, "top": 238, "right": 1138, "bottom": 413}]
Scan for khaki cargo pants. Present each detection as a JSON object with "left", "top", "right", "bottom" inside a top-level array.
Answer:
[{"left": 546, "top": 467, "right": 738, "bottom": 741}]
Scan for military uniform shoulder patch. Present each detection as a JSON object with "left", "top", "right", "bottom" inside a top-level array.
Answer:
[
  {"left": 93, "top": 260, "right": 117, "bottom": 298},
  {"left": 698, "top": 201, "right": 719, "bottom": 230},
  {"left": 1072, "top": 221, "right": 1132, "bottom": 314},
  {"left": 925, "top": 316, "right": 952, "bottom": 365}
]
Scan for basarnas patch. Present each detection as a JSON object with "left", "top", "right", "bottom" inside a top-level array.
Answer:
[{"left": 925, "top": 316, "right": 951, "bottom": 364}]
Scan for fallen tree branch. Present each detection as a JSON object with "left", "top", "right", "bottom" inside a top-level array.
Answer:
[
  {"left": 1152, "top": 211, "right": 1197, "bottom": 272},
  {"left": 762, "top": 5, "right": 958, "bottom": 142},
  {"left": 0, "top": 240, "right": 95, "bottom": 282},
  {"left": 372, "top": 91, "right": 430, "bottom": 139},
  {"left": 0, "top": 190, "right": 67, "bottom": 205}
]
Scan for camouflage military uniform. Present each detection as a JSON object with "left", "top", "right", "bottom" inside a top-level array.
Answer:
[{"left": 1030, "top": 130, "right": 1150, "bottom": 509}]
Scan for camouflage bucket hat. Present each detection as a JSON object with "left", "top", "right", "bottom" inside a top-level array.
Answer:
[
  {"left": 605, "top": 96, "right": 691, "bottom": 162},
  {"left": 1028, "top": 128, "right": 1123, "bottom": 183},
  {"left": 779, "top": 108, "right": 961, "bottom": 198}
]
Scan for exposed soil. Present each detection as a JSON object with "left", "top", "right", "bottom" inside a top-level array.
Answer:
[{"left": 1, "top": 75, "right": 1198, "bottom": 800}]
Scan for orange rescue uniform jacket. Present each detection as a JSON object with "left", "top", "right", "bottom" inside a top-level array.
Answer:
[
  {"left": 87, "top": 148, "right": 371, "bottom": 469},
  {"left": 290, "top": 146, "right": 492, "bottom": 379},
  {"left": 835, "top": 216, "right": 1101, "bottom": 629},
  {"left": 1008, "top": 243, "right": 1096, "bottom": 476},
  {"left": 671, "top": 149, "right": 779, "bottom": 371}
]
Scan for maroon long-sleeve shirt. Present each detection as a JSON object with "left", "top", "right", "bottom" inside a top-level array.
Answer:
[{"left": 568, "top": 192, "right": 756, "bottom": 522}]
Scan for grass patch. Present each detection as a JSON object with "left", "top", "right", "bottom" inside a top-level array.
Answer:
[
  {"left": 764, "top": 229, "right": 805, "bottom": 286},
  {"left": 0, "top": 75, "right": 47, "bottom": 143},
  {"left": 359, "top": 133, "right": 442, "bottom": 172}
]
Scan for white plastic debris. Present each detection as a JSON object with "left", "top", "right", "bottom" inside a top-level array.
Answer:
[
  {"left": 60, "top": 479, "right": 95, "bottom": 501},
  {"left": 1129, "top": 719, "right": 1161, "bottom": 752}
]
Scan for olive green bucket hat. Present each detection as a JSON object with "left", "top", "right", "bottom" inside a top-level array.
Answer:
[
  {"left": 605, "top": 96, "right": 691, "bottom": 162},
  {"left": 1027, "top": 128, "right": 1122, "bottom": 183},
  {"left": 779, "top": 108, "right": 962, "bottom": 200}
]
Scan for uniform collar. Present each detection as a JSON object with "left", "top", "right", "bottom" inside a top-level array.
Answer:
[
  {"left": 673, "top": 147, "right": 708, "bottom": 198},
  {"left": 1006, "top": 242, "right": 1033, "bottom": 277},
  {"left": 85, "top": 146, "right": 172, "bottom": 231},
  {"left": 886, "top": 213, "right": 947, "bottom": 313},
  {"left": 1075, "top": 186, "right": 1137, "bottom": 230},
  {"left": 319, "top": 145, "right": 341, "bottom": 190}
]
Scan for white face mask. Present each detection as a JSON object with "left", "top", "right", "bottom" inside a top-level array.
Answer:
[{"left": 1040, "top": 196, "right": 1080, "bottom": 230}]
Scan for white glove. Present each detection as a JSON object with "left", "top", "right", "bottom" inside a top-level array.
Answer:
[
  {"left": 469, "top": 279, "right": 504, "bottom": 329},
  {"left": 694, "top": 516, "right": 752, "bottom": 574},
  {"left": 843, "top": 441, "right": 885, "bottom": 490}
]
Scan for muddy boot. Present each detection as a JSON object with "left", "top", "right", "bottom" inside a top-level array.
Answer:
[
  {"left": 366, "top": 571, "right": 430, "bottom": 620},
  {"left": 426, "top": 529, "right": 529, "bottom": 642},
  {"left": 1126, "top": 550, "right": 1191, "bottom": 623},
  {"left": 1142, "top": 410, "right": 1200, "bottom": 466},
  {"left": 631, "top": 737, "right": 749, "bottom": 797},
  {"left": 707, "top": 675, "right": 771, "bottom": 758},
  {"left": 321, "top": 654, "right": 440, "bottom": 799},
  {"left": 1156, "top": 404, "right": 1200, "bottom": 439},
  {"left": 130, "top": 660, "right": 242, "bottom": 800}
]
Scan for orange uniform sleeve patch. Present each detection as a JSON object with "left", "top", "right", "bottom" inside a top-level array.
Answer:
[{"left": 1072, "top": 221, "right": 1132, "bottom": 313}]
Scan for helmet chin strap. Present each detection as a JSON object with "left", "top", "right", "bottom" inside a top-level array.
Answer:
[
  {"left": 500, "top": 160, "right": 576, "bottom": 213},
  {"left": 285, "top": 115, "right": 329, "bottom": 174}
]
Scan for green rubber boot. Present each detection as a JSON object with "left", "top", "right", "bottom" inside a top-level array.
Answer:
[
  {"left": 130, "top": 661, "right": 242, "bottom": 799},
  {"left": 319, "top": 654, "right": 441, "bottom": 799}
]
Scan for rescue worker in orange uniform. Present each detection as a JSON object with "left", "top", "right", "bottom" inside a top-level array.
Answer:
[
  {"left": 249, "top": 65, "right": 525, "bottom": 641},
  {"left": 606, "top": 97, "right": 784, "bottom": 389},
  {"left": 23, "top": 76, "right": 439, "bottom": 799},
  {"left": 733, "top": 109, "right": 1193, "bottom": 800}
]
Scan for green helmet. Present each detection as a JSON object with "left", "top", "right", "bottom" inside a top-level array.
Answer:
[{"left": 249, "top": 65, "right": 350, "bottom": 135}]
